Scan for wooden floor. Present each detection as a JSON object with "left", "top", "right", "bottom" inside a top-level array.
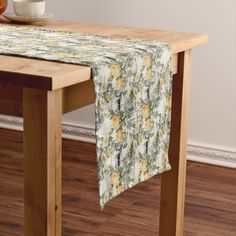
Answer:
[{"left": 0, "top": 128, "right": 235, "bottom": 236}]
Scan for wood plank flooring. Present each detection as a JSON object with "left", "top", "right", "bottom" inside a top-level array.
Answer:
[{"left": 0, "top": 128, "right": 235, "bottom": 236}]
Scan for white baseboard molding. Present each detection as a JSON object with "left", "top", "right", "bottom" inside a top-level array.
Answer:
[
  {"left": 0, "top": 115, "right": 96, "bottom": 144},
  {"left": 0, "top": 115, "right": 235, "bottom": 169},
  {"left": 187, "top": 143, "right": 236, "bottom": 169}
]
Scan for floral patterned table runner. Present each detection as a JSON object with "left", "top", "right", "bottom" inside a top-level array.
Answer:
[{"left": 0, "top": 25, "right": 172, "bottom": 208}]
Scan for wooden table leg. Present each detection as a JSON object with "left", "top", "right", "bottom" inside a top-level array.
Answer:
[
  {"left": 23, "top": 88, "right": 62, "bottom": 236},
  {"left": 159, "top": 50, "right": 192, "bottom": 236}
]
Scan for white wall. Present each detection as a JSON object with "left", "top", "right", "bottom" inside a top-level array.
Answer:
[{"left": 14, "top": 0, "right": 236, "bottom": 149}]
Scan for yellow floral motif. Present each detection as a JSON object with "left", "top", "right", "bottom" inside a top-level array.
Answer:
[
  {"left": 160, "top": 77, "right": 165, "bottom": 86},
  {"left": 104, "top": 138, "right": 109, "bottom": 145},
  {"left": 106, "top": 93, "right": 114, "bottom": 100},
  {"left": 112, "top": 171, "right": 120, "bottom": 187},
  {"left": 164, "top": 148, "right": 169, "bottom": 160},
  {"left": 167, "top": 95, "right": 172, "bottom": 107},
  {"left": 140, "top": 159, "right": 148, "bottom": 173},
  {"left": 115, "top": 78, "right": 125, "bottom": 90},
  {"left": 107, "top": 148, "right": 114, "bottom": 156},
  {"left": 84, "top": 43, "right": 96, "bottom": 47},
  {"left": 111, "top": 64, "right": 121, "bottom": 79},
  {"left": 141, "top": 103, "right": 150, "bottom": 119},
  {"left": 116, "top": 130, "right": 124, "bottom": 142},
  {"left": 101, "top": 155, "right": 108, "bottom": 161},
  {"left": 100, "top": 98, "right": 108, "bottom": 106},
  {"left": 116, "top": 185, "right": 124, "bottom": 194},
  {"left": 145, "top": 118, "right": 152, "bottom": 129},
  {"left": 101, "top": 83, "right": 107, "bottom": 92},
  {"left": 144, "top": 173, "right": 149, "bottom": 180},
  {"left": 112, "top": 115, "right": 121, "bottom": 130},
  {"left": 57, "top": 52, "right": 70, "bottom": 57},
  {"left": 146, "top": 68, "right": 153, "bottom": 80},
  {"left": 143, "top": 54, "right": 151, "bottom": 68}
]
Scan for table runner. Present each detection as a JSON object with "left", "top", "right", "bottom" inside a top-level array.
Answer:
[{"left": 0, "top": 25, "right": 172, "bottom": 208}]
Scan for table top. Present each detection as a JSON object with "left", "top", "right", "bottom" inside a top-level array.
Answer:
[{"left": 0, "top": 18, "right": 208, "bottom": 90}]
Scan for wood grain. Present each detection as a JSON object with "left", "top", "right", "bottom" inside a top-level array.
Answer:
[
  {"left": 0, "top": 84, "right": 22, "bottom": 116},
  {"left": 0, "top": 54, "right": 178, "bottom": 117},
  {"left": 23, "top": 88, "right": 62, "bottom": 236},
  {"left": 0, "top": 55, "right": 91, "bottom": 90},
  {"left": 159, "top": 50, "right": 192, "bottom": 236},
  {"left": 0, "top": 19, "right": 207, "bottom": 90},
  {"left": 0, "top": 54, "right": 177, "bottom": 91},
  {"left": 62, "top": 80, "right": 95, "bottom": 114},
  {"left": 0, "top": 128, "right": 235, "bottom": 236}
]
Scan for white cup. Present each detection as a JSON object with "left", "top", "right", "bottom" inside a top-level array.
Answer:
[{"left": 13, "top": 0, "right": 45, "bottom": 18}]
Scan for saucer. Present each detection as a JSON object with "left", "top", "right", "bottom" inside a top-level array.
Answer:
[{"left": 3, "top": 13, "right": 53, "bottom": 24}]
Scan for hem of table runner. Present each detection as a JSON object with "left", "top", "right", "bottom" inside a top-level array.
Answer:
[{"left": 99, "top": 163, "right": 172, "bottom": 210}]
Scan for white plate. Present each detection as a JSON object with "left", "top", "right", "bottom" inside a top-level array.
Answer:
[{"left": 3, "top": 13, "right": 53, "bottom": 24}]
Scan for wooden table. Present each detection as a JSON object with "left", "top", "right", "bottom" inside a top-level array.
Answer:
[{"left": 0, "top": 19, "right": 208, "bottom": 236}]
